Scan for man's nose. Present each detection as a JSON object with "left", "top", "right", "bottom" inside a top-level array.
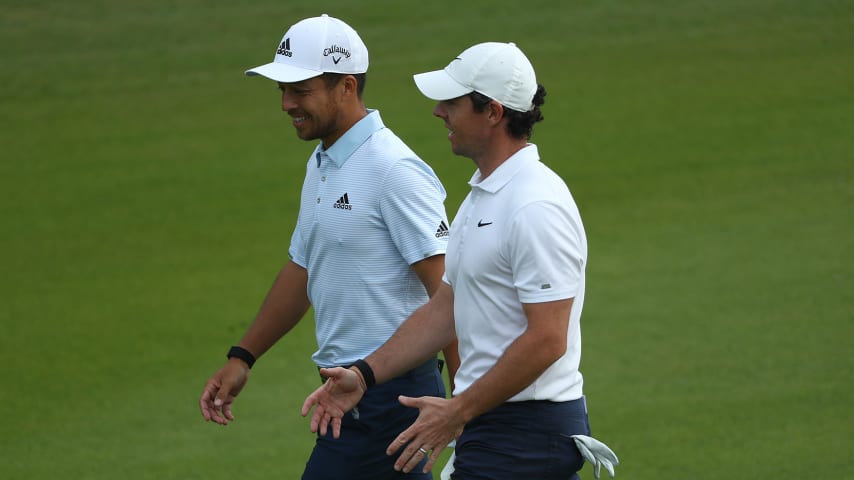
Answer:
[{"left": 281, "top": 92, "right": 298, "bottom": 111}]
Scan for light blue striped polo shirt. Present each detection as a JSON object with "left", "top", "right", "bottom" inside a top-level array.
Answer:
[{"left": 289, "top": 110, "right": 449, "bottom": 367}]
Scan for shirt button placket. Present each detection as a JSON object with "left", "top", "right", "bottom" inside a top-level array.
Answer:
[{"left": 316, "top": 152, "right": 327, "bottom": 210}]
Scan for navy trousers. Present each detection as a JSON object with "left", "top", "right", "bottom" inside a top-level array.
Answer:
[
  {"left": 302, "top": 359, "right": 446, "bottom": 480},
  {"left": 451, "top": 397, "right": 591, "bottom": 480}
]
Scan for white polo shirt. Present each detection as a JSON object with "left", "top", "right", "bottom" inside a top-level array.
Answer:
[
  {"left": 289, "top": 110, "right": 449, "bottom": 367},
  {"left": 445, "top": 144, "right": 587, "bottom": 402}
]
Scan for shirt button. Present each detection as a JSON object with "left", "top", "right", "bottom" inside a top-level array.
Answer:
[
  {"left": 316, "top": 198, "right": 321, "bottom": 203},
  {"left": 321, "top": 176, "right": 326, "bottom": 182}
]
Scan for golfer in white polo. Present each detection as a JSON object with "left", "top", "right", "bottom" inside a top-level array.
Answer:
[{"left": 302, "top": 42, "right": 618, "bottom": 479}]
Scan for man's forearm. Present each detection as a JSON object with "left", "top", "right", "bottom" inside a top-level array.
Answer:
[
  {"left": 238, "top": 260, "right": 311, "bottom": 358},
  {"left": 366, "top": 282, "right": 456, "bottom": 383}
]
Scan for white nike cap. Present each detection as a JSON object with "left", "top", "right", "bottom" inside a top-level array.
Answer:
[
  {"left": 246, "top": 14, "right": 369, "bottom": 82},
  {"left": 413, "top": 42, "right": 537, "bottom": 112}
]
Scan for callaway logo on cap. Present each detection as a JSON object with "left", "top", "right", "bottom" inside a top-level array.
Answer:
[{"left": 245, "top": 14, "right": 369, "bottom": 83}]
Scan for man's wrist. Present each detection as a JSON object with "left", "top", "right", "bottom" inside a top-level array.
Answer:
[
  {"left": 348, "top": 366, "right": 367, "bottom": 393},
  {"left": 227, "top": 346, "right": 256, "bottom": 369},
  {"left": 350, "top": 359, "right": 375, "bottom": 390},
  {"left": 449, "top": 393, "right": 477, "bottom": 425}
]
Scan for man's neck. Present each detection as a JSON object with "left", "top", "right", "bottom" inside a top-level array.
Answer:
[
  {"left": 473, "top": 139, "right": 528, "bottom": 180},
  {"left": 322, "top": 105, "right": 368, "bottom": 149}
]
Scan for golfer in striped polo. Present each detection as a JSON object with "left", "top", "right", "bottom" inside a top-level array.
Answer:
[{"left": 199, "top": 15, "right": 459, "bottom": 480}]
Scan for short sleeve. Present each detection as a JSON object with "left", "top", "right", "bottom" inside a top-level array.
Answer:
[
  {"left": 288, "top": 209, "right": 307, "bottom": 268},
  {"left": 380, "top": 158, "right": 449, "bottom": 265},
  {"left": 507, "top": 201, "right": 585, "bottom": 303}
]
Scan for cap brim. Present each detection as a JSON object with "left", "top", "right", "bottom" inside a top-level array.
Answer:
[
  {"left": 245, "top": 62, "right": 323, "bottom": 83},
  {"left": 413, "top": 69, "right": 473, "bottom": 101}
]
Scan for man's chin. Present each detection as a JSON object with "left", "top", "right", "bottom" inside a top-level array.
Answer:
[{"left": 295, "top": 129, "right": 318, "bottom": 141}]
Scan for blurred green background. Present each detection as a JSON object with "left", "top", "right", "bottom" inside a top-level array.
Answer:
[{"left": 2, "top": 0, "right": 852, "bottom": 478}]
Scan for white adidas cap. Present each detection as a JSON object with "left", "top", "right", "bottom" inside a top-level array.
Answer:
[
  {"left": 246, "top": 14, "right": 369, "bottom": 82},
  {"left": 413, "top": 42, "right": 536, "bottom": 112}
]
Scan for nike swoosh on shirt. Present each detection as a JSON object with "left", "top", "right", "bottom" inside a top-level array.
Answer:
[{"left": 477, "top": 220, "right": 493, "bottom": 227}]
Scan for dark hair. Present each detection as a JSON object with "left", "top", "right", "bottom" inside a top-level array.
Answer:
[
  {"left": 469, "top": 84, "right": 546, "bottom": 139},
  {"left": 321, "top": 72, "right": 367, "bottom": 98}
]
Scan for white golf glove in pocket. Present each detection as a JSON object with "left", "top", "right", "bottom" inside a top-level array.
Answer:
[{"left": 571, "top": 434, "right": 619, "bottom": 479}]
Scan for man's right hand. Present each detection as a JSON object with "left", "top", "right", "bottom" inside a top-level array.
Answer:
[
  {"left": 199, "top": 359, "right": 250, "bottom": 425},
  {"left": 301, "top": 366, "right": 366, "bottom": 438}
]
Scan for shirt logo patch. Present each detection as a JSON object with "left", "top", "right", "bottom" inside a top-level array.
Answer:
[
  {"left": 435, "top": 221, "right": 450, "bottom": 238},
  {"left": 541, "top": 283, "right": 552, "bottom": 290},
  {"left": 334, "top": 193, "right": 352, "bottom": 211},
  {"left": 477, "top": 219, "right": 493, "bottom": 227}
]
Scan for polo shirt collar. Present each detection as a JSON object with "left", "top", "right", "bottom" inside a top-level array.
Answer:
[
  {"left": 469, "top": 144, "right": 540, "bottom": 193},
  {"left": 316, "top": 109, "right": 384, "bottom": 168}
]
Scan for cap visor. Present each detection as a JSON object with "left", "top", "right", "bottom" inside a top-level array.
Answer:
[
  {"left": 413, "top": 70, "right": 472, "bottom": 101},
  {"left": 245, "top": 62, "right": 323, "bottom": 82}
]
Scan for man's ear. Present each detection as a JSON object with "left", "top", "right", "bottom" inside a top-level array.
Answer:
[
  {"left": 487, "top": 100, "right": 505, "bottom": 125},
  {"left": 341, "top": 75, "right": 358, "bottom": 96}
]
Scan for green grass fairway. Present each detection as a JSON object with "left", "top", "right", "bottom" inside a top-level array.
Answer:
[{"left": 2, "top": 1, "right": 852, "bottom": 478}]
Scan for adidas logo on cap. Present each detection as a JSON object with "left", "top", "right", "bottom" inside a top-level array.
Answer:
[{"left": 277, "top": 38, "right": 293, "bottom": 57}]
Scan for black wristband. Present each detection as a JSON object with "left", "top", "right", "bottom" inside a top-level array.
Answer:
[
  {"left": 227, "top": 346, "right": 256, "bottom": 369},
  {"left": 351, "top": 359, "right": 376, "bottom": 389}
]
